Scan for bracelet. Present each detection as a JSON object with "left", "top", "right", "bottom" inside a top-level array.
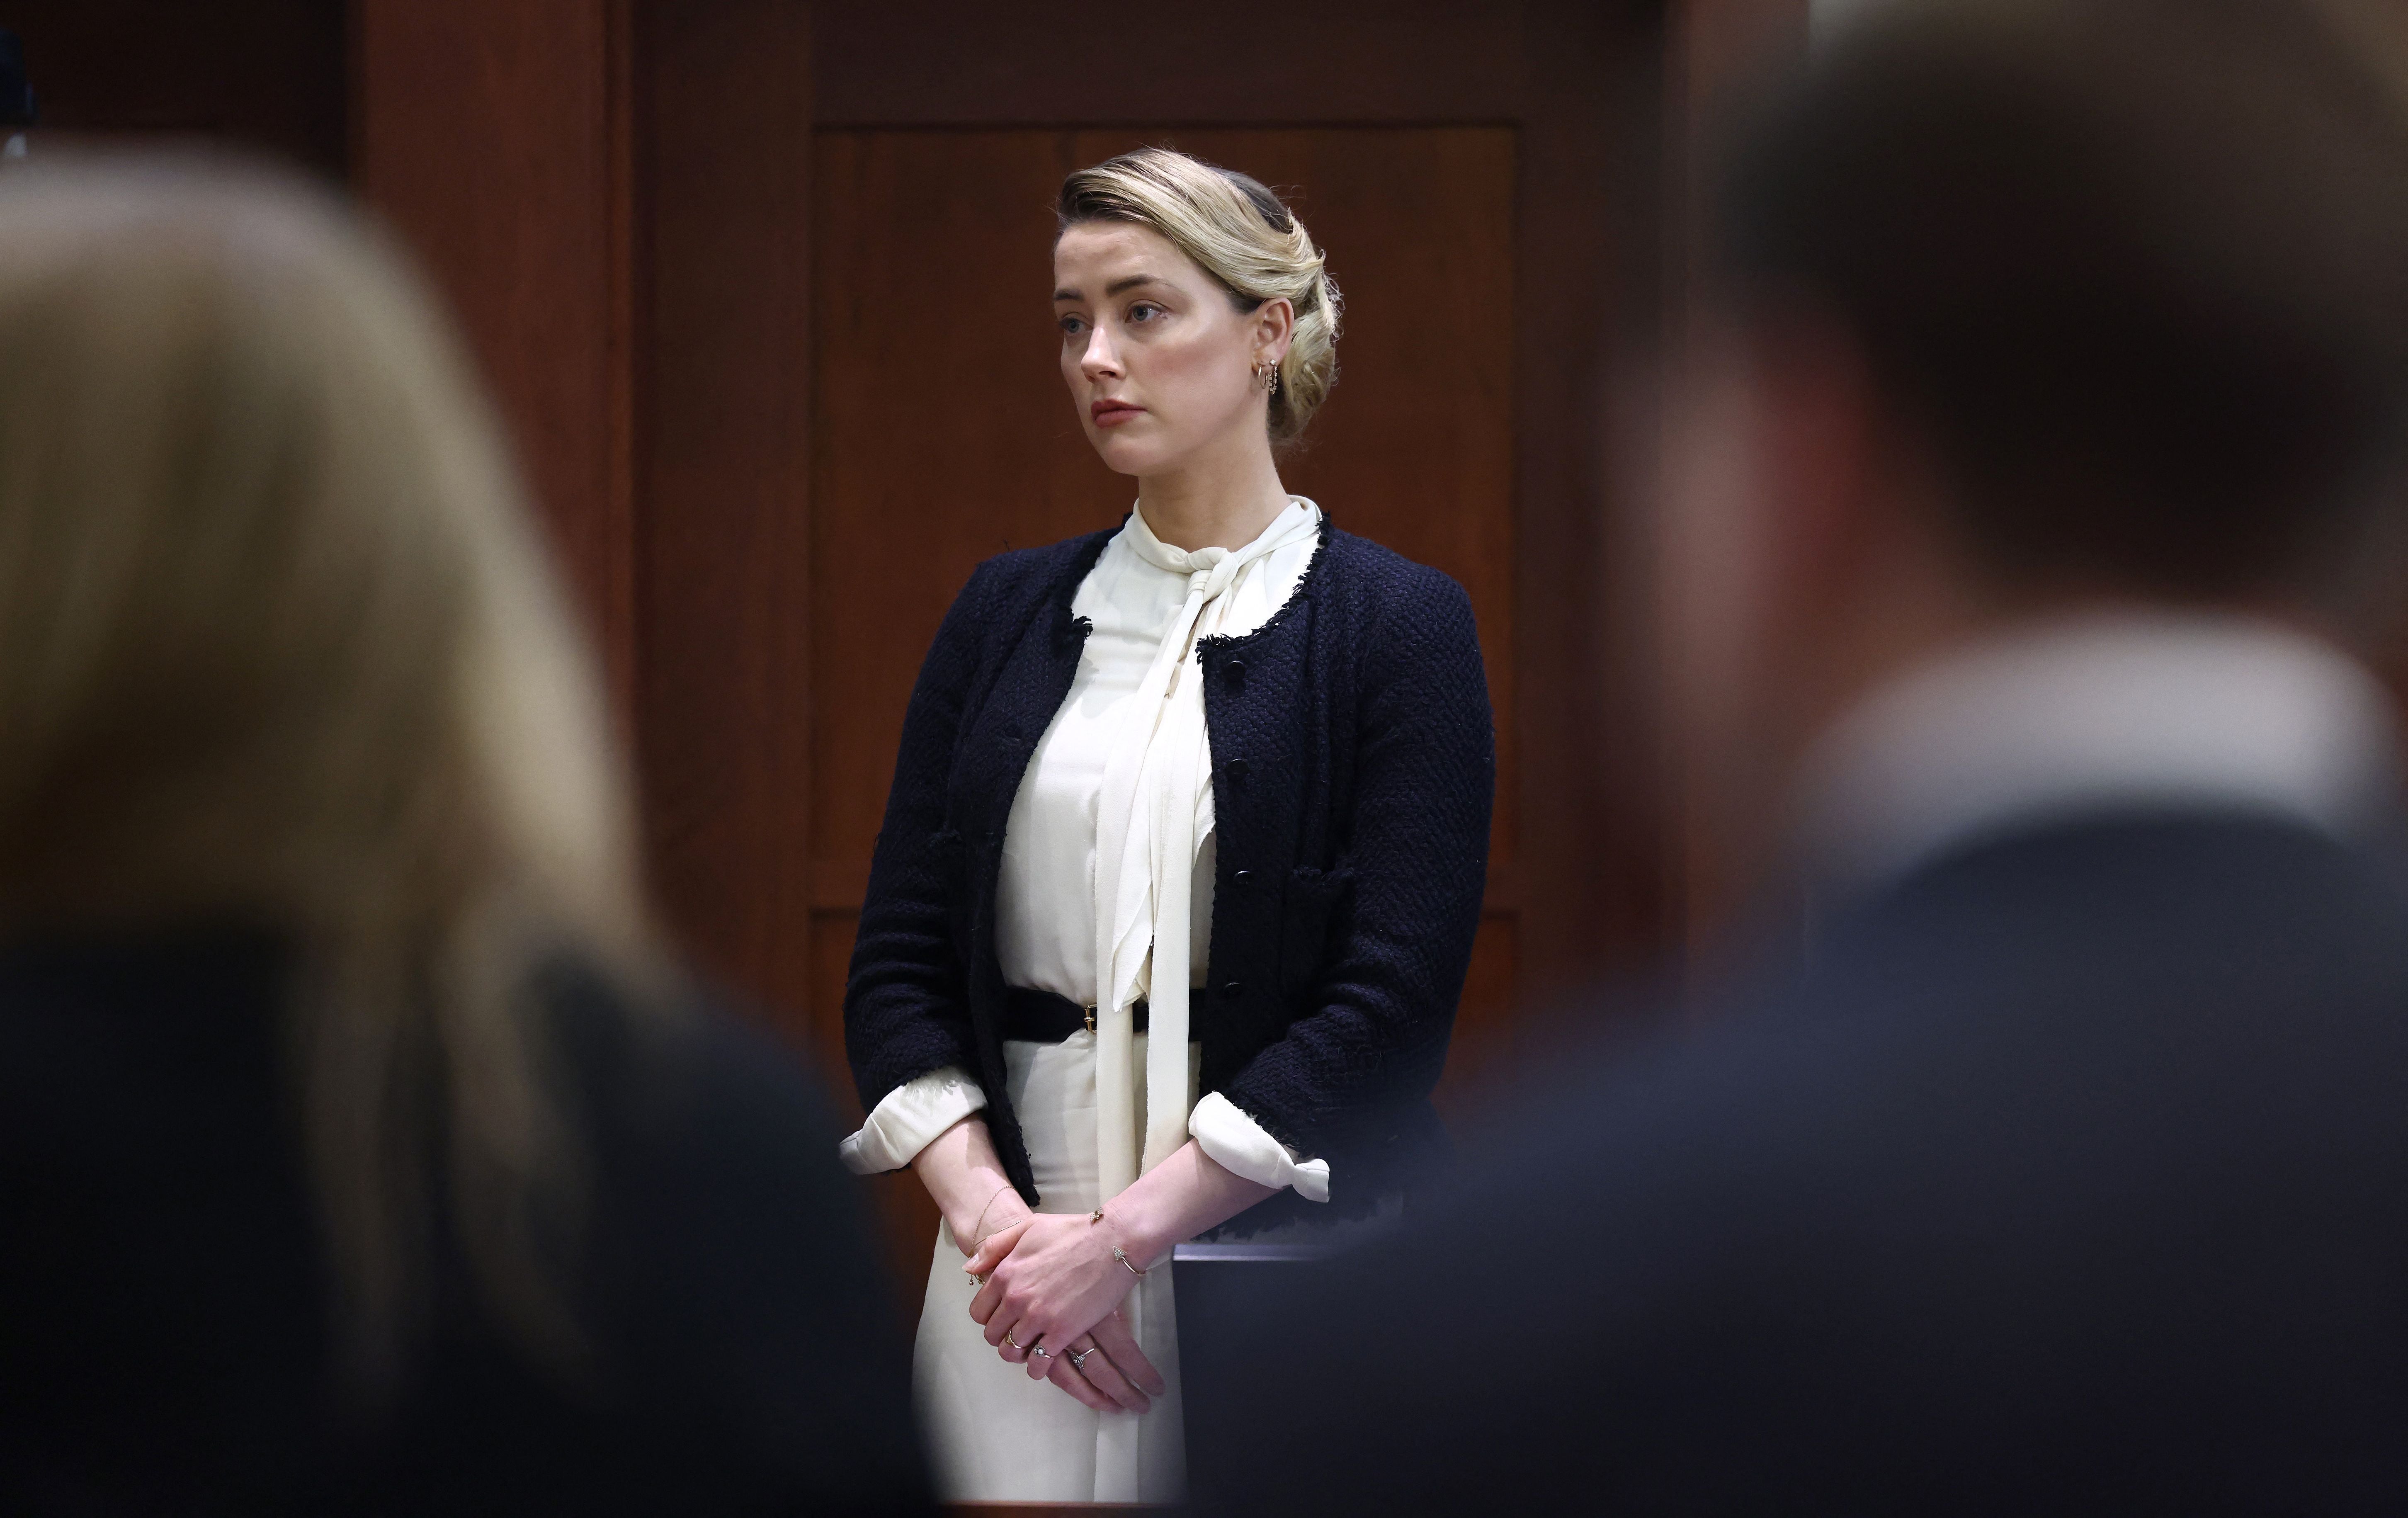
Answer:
[
  {"left": 1090, "top": 1207, "right": 1146, "bottom": 1278},
  {"left": 969, "top": 1183, "right": 1017, "bottom": 1247}
]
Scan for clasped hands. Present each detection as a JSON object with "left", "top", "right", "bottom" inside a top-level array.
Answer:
[{"left": 963, "top": 1197, "right": 1167, "bottom": 1416}]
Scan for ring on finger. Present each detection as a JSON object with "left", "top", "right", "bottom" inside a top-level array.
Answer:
[
  {"left": 1003, "top": 1330, "right": 1023, "bottom": 1352},
  {"left": 1069, "top": 1344, "right": 1097, "bottom": 1370}
]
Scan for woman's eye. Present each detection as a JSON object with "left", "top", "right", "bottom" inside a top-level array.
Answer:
[
  {"left": 1128, "top": 303, "right": 1163, "bottom": 323},
  {"left": 1058, "top": 314, "right": 1086, "bottom": 336}
]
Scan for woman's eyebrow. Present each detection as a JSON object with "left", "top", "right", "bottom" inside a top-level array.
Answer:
[{"left": 1055, "top": 273, "right": 1169, "bottom": 302}]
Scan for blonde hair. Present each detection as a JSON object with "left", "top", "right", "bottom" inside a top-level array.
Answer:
[
  {"left": 0, "top": 156, "right": 655, "bottom": 1389},
  {"left": 1059, "top": 147, "right": 1342, "bottom": 445}
]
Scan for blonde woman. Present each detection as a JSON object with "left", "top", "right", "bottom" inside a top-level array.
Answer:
[
  {"left": 0, "top": 158, "right": 926, "bottom": 1515},
  {"left": 840, "top": 148, "right": 1495, "bottom": 1503}
]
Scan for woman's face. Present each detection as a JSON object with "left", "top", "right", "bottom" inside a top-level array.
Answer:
[{"left": 1053, "top": 221, "right": 1286, "bottom": 478}]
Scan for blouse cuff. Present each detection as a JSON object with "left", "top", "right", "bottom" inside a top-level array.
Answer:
[
  {"left": 1190, "top": 1091, "right": 1331, "bottom": 1203},
  {"left": 839, "top": 1066, "right": 987, "bottom": 1175}
]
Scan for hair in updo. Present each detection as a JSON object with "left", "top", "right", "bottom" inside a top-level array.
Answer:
[{"left": 1059, "top": 147, "right": 1342, "bottom": 446}]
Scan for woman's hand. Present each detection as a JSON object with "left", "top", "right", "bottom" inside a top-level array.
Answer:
[
  {"left": 1030, "top": 1307, "right": 1167, "bottom": 1414},
  {"left": 965, "top": 1212, "right": 1149, "bottom": 1382}
]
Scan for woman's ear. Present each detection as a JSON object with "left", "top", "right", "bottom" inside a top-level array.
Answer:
[{"left": 1251, "top": 296, "right": 1296, "bottom": 367}]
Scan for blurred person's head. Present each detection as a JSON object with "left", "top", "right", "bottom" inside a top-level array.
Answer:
[
  {"left": 1672, "top": 0, "right": 2408, "bottom": 886},
  {"left": 1054, "top": 147, "right": 1341, "bottom": 474},
  {"left": 0, "top": 156, "right": 653, "bottom": 1390}
]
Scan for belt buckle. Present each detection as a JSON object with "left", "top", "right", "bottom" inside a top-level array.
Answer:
[{"left": 1083, "top": 1003, "right": 1097, "bottom": 1035}]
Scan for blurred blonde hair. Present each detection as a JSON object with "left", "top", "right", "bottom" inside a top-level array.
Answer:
[
  {"left": 1059, "top": 147, "right": 1343, "bottom": 445},
  {"left": 0, "top": 156, "right": 654, "bottom": 1389}
]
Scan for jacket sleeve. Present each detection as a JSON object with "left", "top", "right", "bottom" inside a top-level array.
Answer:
[
  {"left": 1220, "top": 569, "right": 1495, "bottom": 1189},
  {"left": 842, "top": 562, "right": 997, "bottom": 1113}
]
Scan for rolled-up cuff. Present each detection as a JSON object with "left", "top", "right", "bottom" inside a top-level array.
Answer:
[
  {"left": 1189, "top": 1091, "right": 1330, "bottom": 1202},
  {"left": 839, "top": 1066, "right": 987, "bottom": 1174}
]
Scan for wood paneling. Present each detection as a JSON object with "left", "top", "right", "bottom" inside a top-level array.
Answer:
[
  {"left": 813, "top": 3, "right": 1537, "bottom": 127},
  {"left": 633, "top": 1, "right": 817, "bottom": 1016},
  {"left": 352, "top": 0, "right": 637, "bottom": 710},
  {"left": 808, "top": 129, "right": 1102, "bottom": 888}
]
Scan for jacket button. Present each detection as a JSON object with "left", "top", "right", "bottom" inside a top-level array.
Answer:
[
  {"left": 1225, "top": 659, "right": 1247, "bottom": 685},
  {"left": 1223, "top": 758, "right": 1250, "bottom": 782},
  {"left": 1220, "top": 981, "right": 1244, "bottom": 1001},
  {"left": 1232, "top": 868, "right": 1255, "bottom": 886}
]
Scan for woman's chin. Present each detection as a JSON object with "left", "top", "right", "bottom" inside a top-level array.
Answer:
[{"left": 1088, "top": 435, "right": 1172, "bottom": 478}]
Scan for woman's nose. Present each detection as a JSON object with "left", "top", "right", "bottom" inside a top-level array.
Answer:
[{"left": 1080, "top": 324, "right": 1121, "bottom": 381}]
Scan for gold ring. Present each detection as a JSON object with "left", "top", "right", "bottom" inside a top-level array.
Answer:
[{"left": 1004, "top": 1330, "right": 1023, "bottom": 1352}]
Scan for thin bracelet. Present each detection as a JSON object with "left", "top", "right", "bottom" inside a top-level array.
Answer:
[
  {"left": 1089, "top": 1207, "right": 1146, "bottom": 1278},
  {"left": 969, "top": 1183, "right": 1017, "bottom": 1246}
]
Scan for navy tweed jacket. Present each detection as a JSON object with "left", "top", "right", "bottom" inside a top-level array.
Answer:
[{"left": 842, "top": 515, "right": 1494, "bottom": 1232}]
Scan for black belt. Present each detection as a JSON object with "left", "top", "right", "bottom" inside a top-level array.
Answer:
[{"left": 1002, "top": 987, "right": 1149, "bottom": 1042}]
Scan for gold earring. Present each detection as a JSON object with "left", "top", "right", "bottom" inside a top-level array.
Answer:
[{"left": 1254, "top": 359, "right": 1280, "bottom": 393}]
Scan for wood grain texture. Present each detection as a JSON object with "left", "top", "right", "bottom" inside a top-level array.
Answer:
[
  {"left": 352, "top": 0, "right": 637, "bottom": 711},
  {"left": 633, "top": 0, "right": 817, "bottom": 1020},
  {"left": 808, "top": 129, "right": 1109, "bottom": 890},
  {"left": 813, "top": 1, "right": 1536, "bottom": 126}
]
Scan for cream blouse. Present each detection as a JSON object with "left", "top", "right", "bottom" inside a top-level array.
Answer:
[{"left": 840, "top": 500, "right": 1330, "bottom": 1202}]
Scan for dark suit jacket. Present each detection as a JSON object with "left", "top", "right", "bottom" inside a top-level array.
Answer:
[
  {"left": 0, "top": 930, "right": 932, "bottom": 1516},
  {"left": 843, "top": 517, "right": 1494, "bottom": 1232},
  {"left": 1202, "top": 810, "right": 2408, "bottom": 1514}
]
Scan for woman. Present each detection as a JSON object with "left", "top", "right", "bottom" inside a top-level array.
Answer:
[
  {"left": 0, "top": 158, "right": 927, "bottom": 1514},
  {"left": 840, "top": 147, "right": 1495, "bottom": 1503}
]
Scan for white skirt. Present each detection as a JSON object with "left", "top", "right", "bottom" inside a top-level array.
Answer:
[{"left": 913, "top": 1031, "right": 1190, "bottom": 1503}]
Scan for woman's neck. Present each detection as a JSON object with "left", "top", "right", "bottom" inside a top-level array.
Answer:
[{"left": 1135, "top": 433, "right": 1291, "bottom": 551}]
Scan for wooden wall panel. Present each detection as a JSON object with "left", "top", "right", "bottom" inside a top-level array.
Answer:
[
  {"left": 808, "top": 130, "right": 1114, "bottom": 894},
  {"left": 352, "top": 0, "right": 636, "bottom": 710},
  {"left": 634, "top": 0, "right": 817, "bottom": 1018}
]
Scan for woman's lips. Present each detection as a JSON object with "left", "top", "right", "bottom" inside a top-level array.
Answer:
[{"left": 1091, "top": 400, "right": 1145, "bottom": 427}]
